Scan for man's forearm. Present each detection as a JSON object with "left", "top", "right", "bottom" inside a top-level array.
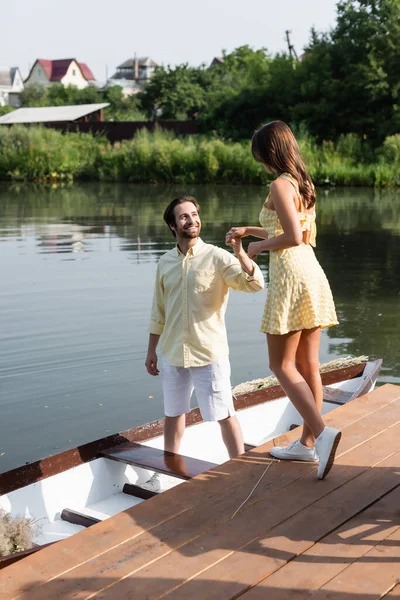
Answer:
[
  {"left": 148, "top": 333, "right": 161, "bottom": 352},
  {"left": 234, "top": 249, "right": 255, "bottom": 276}
]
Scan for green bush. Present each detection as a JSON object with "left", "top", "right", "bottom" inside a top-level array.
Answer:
[
  {"left": 380, "top": 134, "right": 400, "bottom": 164},
  {"left": 0, "top": 125, "right": 400, "bottom": 186}
]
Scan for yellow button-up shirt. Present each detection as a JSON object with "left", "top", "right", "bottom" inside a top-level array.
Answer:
[{"left": 149, "top": 238, "right": 264, "bottom": 367}]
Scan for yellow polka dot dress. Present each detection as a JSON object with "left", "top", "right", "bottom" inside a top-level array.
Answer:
[{"left": 259, "top": 174, "right": 338, "bottom": 335}]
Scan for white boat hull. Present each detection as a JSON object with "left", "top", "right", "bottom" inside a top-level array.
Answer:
[{"left": 0, "top": 359, "right": 381, "bottom": 551}]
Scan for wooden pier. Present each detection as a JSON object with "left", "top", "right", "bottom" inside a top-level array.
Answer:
[{"left": 1, "top": 383, "right": 399, "bottom": 599}]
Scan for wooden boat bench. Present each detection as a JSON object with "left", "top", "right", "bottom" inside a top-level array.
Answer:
[
  {"left": 99, "top": 442, "right": 217, "bottom": 481},
  {"left": 59, "top": 444, "right": 217, "bottom": 528}
]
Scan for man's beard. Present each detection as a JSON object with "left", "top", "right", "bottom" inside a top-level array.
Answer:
[{"left": 179, "top": 225, "right": 200, "bottom": 239}]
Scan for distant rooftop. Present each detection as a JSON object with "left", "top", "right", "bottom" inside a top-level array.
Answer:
[
  {"left": 117, "top": 57, "right": 158, "bottom": 69},
  {"left": 0, "top": 67, "right": 21, "bottom": 87},
  {"left": 0, "top": 103, "right": 109, "bottom": 124},
  {"left": 27, "top": 59, "right": 96, "bottom": 82}
]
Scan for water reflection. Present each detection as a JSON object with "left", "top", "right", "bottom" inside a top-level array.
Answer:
[{"left": 0, "top": 182, "right": 399, "bottom": 471}]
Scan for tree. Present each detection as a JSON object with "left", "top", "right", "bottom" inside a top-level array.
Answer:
[
  {"left": 139, "top": 64, "right": 212, "bottom": 120},
  {"left": 295, "top": 0, "right": 400, "bottom": 143},
  {"left": 19, "top": 83, "right": 145, "bottom": 121},
  {"left": 198, "top": 47, "right": 295, "bottom": 139},
  {"left": 0, "top": 105, "right": 14, "bottom": 117}
]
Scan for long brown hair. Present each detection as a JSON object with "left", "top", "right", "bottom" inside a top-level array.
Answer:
[{"left": 251, "top": 121, "right": 316, "bottom": 209}]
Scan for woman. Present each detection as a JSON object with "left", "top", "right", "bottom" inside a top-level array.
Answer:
[{"left": 226, "top": 121, "right": 340, "bottom": 480}]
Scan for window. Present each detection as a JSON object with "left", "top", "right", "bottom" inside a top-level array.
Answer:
[{"left": 72, "top": 69, "right": 76, "bottom": 76}]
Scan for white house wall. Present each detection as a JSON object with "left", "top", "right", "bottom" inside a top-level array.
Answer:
[
  {"left": 0, "top": 69, "right": 24, "bottom": 106},
  {"left": 0, "top": 89, "right": 8, "bottom": 106},
  {"left": 60, "top": 61, "right": 89, "bottom": 89},
  {"left": 25, "top": 62, "right": 51, "bottom": 86},
  {"left": 12, "top": 70, "right": 24, "bottom": 92}
]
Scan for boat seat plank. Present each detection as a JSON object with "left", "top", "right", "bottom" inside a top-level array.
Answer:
[
  {"left": 123, "top": 483, "right": 159, "bottom": 499},
  {"left": 2, "top": 385, "right": 399, "bottom": 600},
  {"left": 60, "top": 509, "right": 101, "bottom": 528},
  {"left": 99, "top": 442, "right": 217, "bottom": 479}
]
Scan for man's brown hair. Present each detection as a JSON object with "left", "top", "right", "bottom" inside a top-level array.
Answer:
[{"left": 163, "top": 195, "right": 200, "bottom": 237}]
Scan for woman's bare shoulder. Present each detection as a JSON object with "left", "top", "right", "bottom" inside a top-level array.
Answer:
[{"left": 270, "top": 178, "right": 297, "bottom": 200}]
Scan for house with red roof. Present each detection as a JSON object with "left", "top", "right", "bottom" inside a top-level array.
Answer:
[{"left": 25, "top": 59, "right": 96, "bottom": 89}]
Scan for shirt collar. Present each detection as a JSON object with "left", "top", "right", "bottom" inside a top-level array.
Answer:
[{"left": 176, "top": 237, "right": 204, "bottom": 257}]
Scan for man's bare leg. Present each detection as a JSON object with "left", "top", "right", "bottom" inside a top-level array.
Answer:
[
  {"left": 164, "top": 414, "right": 186, "bottom": 453},
  {"left": 219, "top": 415, "right": 245, "bottom": 458}
]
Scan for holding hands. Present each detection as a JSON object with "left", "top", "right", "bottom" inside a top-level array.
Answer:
[
  {"left": 225, "top": 227, "right": 247, "bottom": 243},
  {"left": 225, "top": 226, "right": 266, "bottom": 260}
]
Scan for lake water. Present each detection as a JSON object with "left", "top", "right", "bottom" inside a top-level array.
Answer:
[{"left": 1, "top": 182, "right": 399, "bottom": 472}]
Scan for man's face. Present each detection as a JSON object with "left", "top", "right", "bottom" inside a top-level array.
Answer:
[{"left": 171, "top": 202, "right": 201, "bottom": 239}]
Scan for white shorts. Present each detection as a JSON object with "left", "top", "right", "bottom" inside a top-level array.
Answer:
[{"left": 161, "top": 356, "right": 235, "bottom": 422}]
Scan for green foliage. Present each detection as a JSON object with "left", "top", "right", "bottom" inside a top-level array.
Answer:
[
  {"left": 139, "top": 64, "right": 213, "bottom": 120},
  {"left": 0, "top": 126, "right": 102, "bottom": 181},
  {"left": 292, "top": 0, "right": 400, "bottom": 144},
  {"left": 20, "top": 83, "right": 146, "bottom": 122},
  {"left": 103, "top": 86, "right": 145, "bottom": 121},
  {"left": 0, "top": 125, "right": 400, "bottom": 186},
  {"left": 0, "top": 106, "right": 14, "bottom": 117},
  {"left": 380, "top": 133, "right": 400, "bottom": 162}
]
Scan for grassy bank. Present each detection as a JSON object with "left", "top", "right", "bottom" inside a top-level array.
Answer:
[{"left": 0, "top": 126, "right": 399, "bottom": 186}]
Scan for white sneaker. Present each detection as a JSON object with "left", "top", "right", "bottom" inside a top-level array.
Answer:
[
  {"left": 270, "top": 439, "right": 318, "bottom": 462},
  {"left": 141, "top": 472, "right": 161, "bottom": 492},
  {"left": 315, "top": 427, "right": 342, "bottom": 480}
]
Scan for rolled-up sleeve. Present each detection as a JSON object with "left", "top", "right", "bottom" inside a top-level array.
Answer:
[
  {"left": 221, "top": 253, "right": 264, "bottom": 292},
  {"left": 148, "top": 262, "right": 165, "bottom": 335}
]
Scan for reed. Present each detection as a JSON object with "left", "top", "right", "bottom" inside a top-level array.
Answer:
[{"left": 0, "top": 126, "right": 398, "bottom": 186}]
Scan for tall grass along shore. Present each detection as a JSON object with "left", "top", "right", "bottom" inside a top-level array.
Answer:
[{"left": 1, "top": 126, "right": 399, "bottom": 186}]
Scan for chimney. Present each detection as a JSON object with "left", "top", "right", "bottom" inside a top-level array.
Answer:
[{"left": 134, "top": 52, "right": 139, "bottom": 80}]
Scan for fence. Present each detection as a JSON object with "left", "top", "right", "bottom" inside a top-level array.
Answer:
[{"left": 43, "top": 120, "right": 199, "bottom": 142}]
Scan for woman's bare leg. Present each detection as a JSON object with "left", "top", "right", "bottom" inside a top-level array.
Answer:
[
  {"left": 295, "top": 327, "right": 323, "bottom": 448},
  {"left": 267, "top": 331, "right": 324, "bottom": 439}
]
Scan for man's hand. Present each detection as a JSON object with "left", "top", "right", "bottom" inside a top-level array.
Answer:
[
  {"left": 247, "top": 241, "right": 265, "bottom": 260},
  {"left": 145, "top": 350, "right": 159, "bottom": 376},
  {"left": 226, "top": 235, "right": 244, "bottom": 255},
  {"left": 225, "top": 227, "right": 247, "bottom": 243}
]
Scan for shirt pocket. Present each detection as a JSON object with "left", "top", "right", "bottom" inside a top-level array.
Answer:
[{"left": 193, "top": 270, "right": 216, "bottom": 293}]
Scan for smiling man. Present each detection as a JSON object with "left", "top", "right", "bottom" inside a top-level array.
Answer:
[{"left": 144, "top": 196, "right": 264, "bottom": 487}]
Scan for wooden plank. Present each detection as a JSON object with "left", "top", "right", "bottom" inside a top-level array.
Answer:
[
  {"left": 99, "top": 443, "right": 217, "bottom": 479},
  {"left": 90, "top": 431, "right": 400, "bottom": 600},
  {"left": 61, "top": 509, "right": 101, "bottom": 528},
  {"left": 2, "top": 385, "right": 398, "bottom": 600},
  {"left": 308, "top": 527, "right": 400, "bottom": 599},
  {"left": 21, "top": 391, "right": 400, "bottom": 600},
  {"left": 235, "top": 485, "right": 400, "bottom": 599},
  {"left": 0, "top": 543, "right": 55, "bottom": 571}
]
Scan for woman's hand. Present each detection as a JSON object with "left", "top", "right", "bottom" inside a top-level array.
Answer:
[
  {"left": 225, "top": 227, "right": 247, "bottom": 243},
  {"left": 247, "top": 241, "right": 266, "bottom": 260}
]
